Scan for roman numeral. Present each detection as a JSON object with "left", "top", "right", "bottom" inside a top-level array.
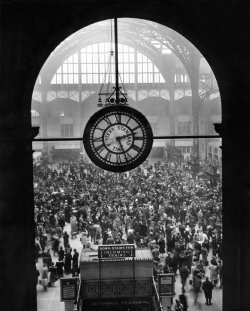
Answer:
[
  {"left": 134, "top": 136, "right": 144, "bottom": 140},
  {"left": 104, "top": 152, "right": 112, "bottom": 162},
  {"left": 132, "top": 125, "right": 140, "bottom": 132},
  {"left": 126, "top": 153, "right": 133, "bottom": 160},
  {"left": 123, "top": 152, "right": 128, "bottom": 162},
  {"left": 131, "top": 145, "right": 141, "bottom": 152},
  {"left": 104, "top": 117, "right": 112, "bottom": 125},
  {"left": 116, "top": 154, "right": 122, "bottom": 163},
  {"left": 93, "top": 137, "right": 103, "bottom": 142},
  {"left": 96, "top": 144, "right": 105, "bottom": 153},
  {"left": 115, "top": 113, "right": 121, "bottom": 123},
  {"left": 125, "top": 117, "right": 131, "bottom": 125},
  {"left": 96, "top": 126, "right": 105, "bottom": 132}
]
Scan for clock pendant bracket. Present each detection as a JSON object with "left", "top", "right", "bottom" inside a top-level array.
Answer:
[{"left": 97, "top": 18, "right": 128, "bottom": 108}]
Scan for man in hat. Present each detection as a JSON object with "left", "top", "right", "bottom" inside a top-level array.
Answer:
[
  {"left": 202, "top": 277, "right": 214, "bottom": 305},
  {"left": 179, "top": 263, "right": 189, "bottom": 290}
]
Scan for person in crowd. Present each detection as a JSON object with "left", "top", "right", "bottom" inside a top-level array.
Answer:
[
  {"left": 172, "top": 251, "right": 179, "bottom": 275},
  {"left": 72, "top": 249, "right": 79, "bottom": 277},
  {"left": 201, "top": 244, "right": 208, "bottom": 266},
  {"left": 55, "top": 259, "right": 64, "bottom": 279},
  {"left": 179, "top": 263, "right": 189, "bottom": 290},
  {"left": 41, "top": 263, "right": 49, "bottom": 291},
  {"left": 81, "top": 231, "right": 88, "bottom": 250},
  {"left": 217, "top": 260, "right": 223, "bottom": 288},
  {"left": 106, "top": 233, "right": 114, "bottom": 245},
  {"left": 48, "top": 262, "right": 57, "bottom": 287},
  {"left": 179, "top": 289, "right": 188, "bottom": 311},
  {"left": 158, "top": 235, "right": 166, "bottom": 257},
  {"left": 52, "top": 236, "right": 59, "bottom": 257},
  {"left": 36, "top": 267, "right": 40, "bottom": 285},
  {"left": 202, "top": 276, "right": 214, "bottom": 305},
  {"left": 58, "top": 246, "right": 65, "bottom": 261},
  {"left": 174, "top": 299, "right": 183, "bottom": 311},
  {"left": 192, "top": 274, "right": 202, "bottom": 307},
  {"left": 63, "top": 231, "right": 70, "bottom": 249},
  {"left": 64, "top": 250, "right": 72, "bottom": 274},
  {"left": 33, "top": 158, "right": 222, "bottom": 304},
  {"left": 35, "top": 237, "right": 42, "bottom": 262},
  {"left": 209, "top": 258, "right": 219, "bottom": 286},
  {"left": 42, "top": 249, "right": 52, "bottom": 267}
]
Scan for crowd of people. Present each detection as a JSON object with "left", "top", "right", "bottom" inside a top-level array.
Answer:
[{"left": 34, "top": 157, "right": 222, "bottom": 309}]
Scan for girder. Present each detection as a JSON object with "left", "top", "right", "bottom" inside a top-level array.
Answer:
[{"left": 41, "top": 19, "right": 201, "bottom": 85}]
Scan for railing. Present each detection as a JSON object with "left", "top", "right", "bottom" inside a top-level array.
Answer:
[
  {"left": 152, "top": 276, "right": 165, "bottom": 311},
  {"left": 82, "top": 278, "right": 152, "bottom": 299},
  {"left": 76, "top": 277, "right": 83, "bottom": 311}
]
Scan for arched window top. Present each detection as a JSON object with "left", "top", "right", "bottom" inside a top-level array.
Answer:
[
  {"left": 51, "top": 42, "right": 165, "bottom": 84},
  {"left": 35, "top": 76, "right": 42, "bottom": 85},
  {"left": 31, "top": 110, "right": 39, "bottom": 117},
  {"left": 60, "top": 111, "right": 73, "bottom": 118}
]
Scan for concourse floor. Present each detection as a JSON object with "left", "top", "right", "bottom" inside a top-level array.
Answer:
[{"left": 37, "top": 225, "right": 222, "bottom": 311}]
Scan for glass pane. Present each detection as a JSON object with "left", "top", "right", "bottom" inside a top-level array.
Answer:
[
  {"left": 68, "top": 64, "right": 73, "bottom": 73},
  {"left": 63, "top": 74, "right": 68, "bottom": 83},
  {"left": 62, "top": 64, "right": 68, "bottom": 72},
  {"left": 93, "top": 53, "right": 99, "bottom": 62},
  {"left": 73, "top": 74, "right": 79, "bottom": 83},
  {"left": 81, "top": 64, "right": 87, "bottom": 73},
  {"left": 74, "top": 64, "right": 78, "bottom": 72}
]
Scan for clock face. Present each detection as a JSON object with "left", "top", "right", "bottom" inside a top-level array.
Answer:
[{"left": 83, "top": 105, "right": 153, "bottom": 172}]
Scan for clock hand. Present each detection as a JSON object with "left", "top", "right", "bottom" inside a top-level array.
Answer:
[
  {"left": 116, "top": 132, "right": 138, "bottom": 140},
  {"left": 117, "top": 139, "right": 128, "bottom": 161}
]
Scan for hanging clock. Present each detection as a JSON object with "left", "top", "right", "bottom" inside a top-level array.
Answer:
[{"left": 83, "top": 105, "right": 153, "bottom": 172}]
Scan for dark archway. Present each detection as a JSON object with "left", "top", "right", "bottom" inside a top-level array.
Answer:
[{"left": 0, "top": 2, "right": 249, "bottom": 311}]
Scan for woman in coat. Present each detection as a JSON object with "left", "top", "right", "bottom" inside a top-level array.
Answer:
[{"left": 209, "top": 260, "right": 218, "bottom": 286}]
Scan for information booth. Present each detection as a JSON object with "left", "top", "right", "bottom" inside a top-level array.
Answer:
[{"left": 79, "top": 245, "right": 155, "bottom": 311}]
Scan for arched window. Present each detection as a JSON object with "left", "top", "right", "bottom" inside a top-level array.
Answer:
[
  {"left": 31, "top": 110, "right": 40, "bottom": 126},
  {"left": 51, "top": 43, "right": 165, "bottom": 85},
  {"left": 60, "top": 111, "right": 73, "bottom": 137}
]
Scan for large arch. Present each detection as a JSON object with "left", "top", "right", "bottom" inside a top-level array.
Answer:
[{"left": 0, "top": 2, "right": 249, "bottom": 311}]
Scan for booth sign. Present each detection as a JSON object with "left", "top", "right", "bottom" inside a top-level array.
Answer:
[
  {"left": 158, "top": 273, "right": 175, "bottom": 297},
  {"left": 60, "top": 277, "right": 78, "bottom": 301},
  {"left": 98, "top": 244, "right": 135, "bottom": 258}
]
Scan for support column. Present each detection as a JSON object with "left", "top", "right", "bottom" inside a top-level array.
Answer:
[
  {"left": 0, "top": 126, "right": 39, "bottom": 311},
  {"left": 78, "top": 50, "right": 84, "bottom": 154},
  {"left": 189, "top": 51, "right": 201, "bottom": 172},
  {"left": 166, "top": 67, "right": 176, "bottom": 139}
]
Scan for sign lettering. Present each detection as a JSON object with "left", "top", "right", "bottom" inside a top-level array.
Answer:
[{"left": 98, "top": 244, "right": 135, "bottom": 259}]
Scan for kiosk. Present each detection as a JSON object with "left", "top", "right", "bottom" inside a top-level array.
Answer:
[
  {"left": 158, "top": 273, "right": 175, "bottom": 310},
  {"left": 80, "top": 245, "right": 154, "bottom": 311}
]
